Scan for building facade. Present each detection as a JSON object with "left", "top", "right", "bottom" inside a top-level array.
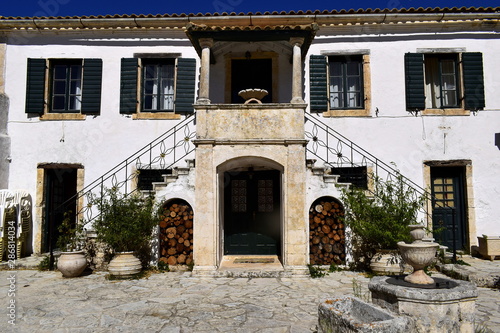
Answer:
[{"left": 0, "top": 7, "right": 499, "bottom": 274}]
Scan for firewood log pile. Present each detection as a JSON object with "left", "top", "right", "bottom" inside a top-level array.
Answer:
[
  {"left": 159, "top": 202, "right": 193, "bottom": 266},
  {"left": 309, "top": 199, "right": 346, "bottom": 265}
]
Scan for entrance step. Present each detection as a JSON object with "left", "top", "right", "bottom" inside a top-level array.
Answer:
[{"left": 218, "top": 255, "right": 286, "bottom": 278}]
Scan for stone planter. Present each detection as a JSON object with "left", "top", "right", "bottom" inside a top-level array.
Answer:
[
  {"left": 318, "top": 296, "right": 411, "bottom": 333},
  {"left": 370, "top": 251, "right": 409, "bottom": 275},
  {"left": 57, "top": 250, "right": 87, "bottom": 278},
  {"left": 108, "top": 252, "right": 142, "bottom": 277},
  {"left": 477, "top": 236, "right": 500, "bottom": 261}
]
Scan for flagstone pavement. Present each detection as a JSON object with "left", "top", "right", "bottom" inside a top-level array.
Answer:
[{"left": 0, "top": 260, "right": 499, "bottom": 332}]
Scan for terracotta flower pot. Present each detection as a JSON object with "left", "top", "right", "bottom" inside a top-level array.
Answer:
[
  {"left": 57, "top": 250, "right": 87, "bottom": 278},
  {"left": 108, "top": 252, "right": 142, "bottom": 277}
]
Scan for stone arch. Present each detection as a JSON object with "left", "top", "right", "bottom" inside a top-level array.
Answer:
[
  {"left": 309, "top": 196, "right": 346, "bottom": 265},
  {"left": 158, "top": 198, "right": 194, "bottom": 266},
  {"left": 217, "top": 156, "right": 284, "bottom": 257}
]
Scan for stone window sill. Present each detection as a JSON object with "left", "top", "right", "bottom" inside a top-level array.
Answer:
[
  {"left": 132, "top": 112, "right": 181, "bottom": 120},
  {"left": 422, "top": 108, "right": 470, "bottom": 116},
  {"left": 40, "top": 113, "right": 86, "bottom": 121},
  {"left": 323, "top": 109, "right": 371, "bottom": 117}
]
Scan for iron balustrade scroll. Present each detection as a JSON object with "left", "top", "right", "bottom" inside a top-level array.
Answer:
[
  {"left": 56, "top": 114, "right": 196, "bottom": 227},
  {"left": 304, "top": 113, "right": 432, "bottom": 225}
]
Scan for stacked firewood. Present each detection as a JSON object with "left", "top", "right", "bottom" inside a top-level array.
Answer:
[
  {"left": 309, "top": 199, "right": 346, "bottom": 265},
  {"left": 159, "top": 202, "right": 194, "bottom": 266}
]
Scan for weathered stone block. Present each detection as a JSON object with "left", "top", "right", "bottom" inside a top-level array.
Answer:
[{"left": 318, "top": 296, "right": 412, "bottom": 333}]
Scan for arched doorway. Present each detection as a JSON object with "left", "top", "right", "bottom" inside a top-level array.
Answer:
[
  {"left": 219, "top": 158, "right": 283, "bottom": 256},
  {"left": 309, "top": 196, "right": 346, "bottom": 265},
  {"left": 158, "top": 199, "right": 194, "bottom": 266}
]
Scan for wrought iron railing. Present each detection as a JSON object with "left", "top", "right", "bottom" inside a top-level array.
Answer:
[
  {"left": 304, "top": 113, "right": 431, "bottom": 224},
  {"left": 57, "top": 114, "right": 196, "bottom": 225}
]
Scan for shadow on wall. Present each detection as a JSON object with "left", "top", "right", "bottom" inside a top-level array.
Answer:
[{"left": 0, "top": 94, "right": 11, "bottom": 189}]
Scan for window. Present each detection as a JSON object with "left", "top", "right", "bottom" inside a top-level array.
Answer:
[
  {"left": 424, "top": 55, "right": 458, "bottom": 109},
  {"left": 309, "top": 54, "right": 370, "bottom": 116},
  {"left": 331, "top": 166, "right": 368, "bottom": 189},
  {"left": 25, "top": 58, "right": 103, "bottom": 118},
  {"left": 120, "top": 57, "right": 196, "bottom": 118},
  {"left": 137, "top": 169, "right": 172, "bottom": 191},
  {"left": 142, "top": 59, "right": 175, "bottom": 111},
  {"left": 405, "top": 52, "right": 485, "bottom": 113},
  {"left": 328, "top": 55, "right": 363, "bottom": 109},
  {"left": 51, "top": 60, "right": 83, "bottom": 112}
]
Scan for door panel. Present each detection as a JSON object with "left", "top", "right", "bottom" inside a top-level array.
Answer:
[
  {"left": 43, "top": 168, "right": 77, "bottom": 252},
  {"left": 224, "top": 170, "right": 280, "bottom": 255},
  {"left": 431, "top": 167, "right": 466, "bottom": 250}
]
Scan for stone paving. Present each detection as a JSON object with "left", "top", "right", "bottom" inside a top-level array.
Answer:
[{"left": 0, "top": 257, "right": 498, "bottom": 332}]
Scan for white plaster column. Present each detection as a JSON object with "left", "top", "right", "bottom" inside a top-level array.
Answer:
[
  {"left": 290, "top": 37, "right": 305, "bottom": 104},
  {"left": 196, "top": 38, "right": 213, "bottom": 104}
]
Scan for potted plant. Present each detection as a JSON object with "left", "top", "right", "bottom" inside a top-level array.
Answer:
[
  {"left": 56, "top": 212, "right": 88, "bottom": 278},
  {"left": 340, "top": 173, "right": 427, "bottom": 273},
  {"left": 88, "top": 188, "right": 157, "bottom": 277}
]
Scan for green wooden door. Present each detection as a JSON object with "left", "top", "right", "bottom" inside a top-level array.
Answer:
[
  {"left": 431, "top": 167, "right": 467, "bottom": 251},
  {"left": 224, "top": 170, "right": 280, "bottom": 255}
]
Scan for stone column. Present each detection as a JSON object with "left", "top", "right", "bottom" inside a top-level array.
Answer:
[
  {"left": 290, "top": 37, "right": 305, "bottom": 104},
  {"left": 196, "top": 38, "right": 213, "bottom": 104}
]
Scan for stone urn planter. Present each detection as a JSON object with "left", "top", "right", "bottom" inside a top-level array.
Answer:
[
  {"left": 477, "top": 236, "right": 500, "bottom": 260},
  {"left": 108, "top": 252, "right": 142, "bottom": 278},
  {"left": 370, "top": 251, "right": 408, "bottom": 275},
  {"left": 238, "top": 88, "right": 268, "bottom": 104},
  {"left": 57, "top": 250, "right": 87, "bottom": 278},
  {"left": 398, "top": 224, "right": 439, "bottom": 284}
]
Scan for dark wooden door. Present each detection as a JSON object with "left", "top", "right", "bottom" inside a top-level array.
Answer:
[
  {"left": 43, "top": 168, "right": 77, "bottom": 252},
  {"left": 224, "top": 170, "right": 280, "bottom": 255},
  {"left": 431, "top": 167, "right": 467, "bottom": 251}
]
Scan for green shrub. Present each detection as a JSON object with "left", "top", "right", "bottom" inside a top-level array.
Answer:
[{"left": 341, "top": 173, "right": 426, "bottom": 270}]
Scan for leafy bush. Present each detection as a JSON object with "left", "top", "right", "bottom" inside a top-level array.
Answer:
[
  {"left": 341, "top": 173, "right": 426, "bottom": 270},
  {"left": 88, "top": 189, "right": 157, "bottom": 253},
  {"left": 56, "top": 211, "right": 86, "bottom": 252}
]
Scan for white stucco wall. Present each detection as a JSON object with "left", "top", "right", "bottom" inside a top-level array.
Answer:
[
  {"left": 3, "top": 24, "right": 500, "bottom": 253},
  {"left": 306, "top": 31, "right": 500, "bottom": 237}
]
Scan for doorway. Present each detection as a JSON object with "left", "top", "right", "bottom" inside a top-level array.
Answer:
[
  {"left": 231, "top": 58, "right": 273, "bottom": 103},
  {"left": 430, "top": 166, "right": 467, "bottom": 251},
  {"left": 42, "top": 168, "right": 78, "bottom": 252},
  {"left": 224, "top": 169, "right": 281, "bottom": 255}
]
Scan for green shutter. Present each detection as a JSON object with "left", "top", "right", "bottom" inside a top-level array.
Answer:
[
  {"left": 309, "top": 55, "right": 328, "bottom": 112},
  {"left": 462, "top": 52, "right": 485, "bottom": 110},
  {"left": 120, "top": 58, "right": 138, "bottom": 114},
  {"left": 404, "top": 53, "right": 425, "bottom": 111},
  {"left": 81, "top": 59, "right": 103, "bottom": 115},
  {"left": 174, "top": 58, "right": 196, "bottom": 114},
  {"left": 25, "top": 58, "right": 46, "bottom": 114}
]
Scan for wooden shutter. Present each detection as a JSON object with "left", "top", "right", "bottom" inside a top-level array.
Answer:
[
  {"left": 309, "top": 55, "right": 328, "bottom": 112},
  {"left": 81, "top": 59, "right": 103, "bottom": 115},
  {"left": 25, "top": 58, "right": 46, "bottom": 114},
  {"left": 462, "top": 52, "right": 485, "bottom": 110},
  {"left": 404, "top": 53, "right": 425, "bottom": 111},
  {"left": 174, "top": 58, "right": 196, "bottom": 114},
  {"left": 119, "top": 58, "right": 139, "bottom": 114}
]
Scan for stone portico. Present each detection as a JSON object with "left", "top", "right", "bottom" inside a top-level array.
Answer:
[{"left": 193, "top": 103, "right": 309, "bottom": 274}]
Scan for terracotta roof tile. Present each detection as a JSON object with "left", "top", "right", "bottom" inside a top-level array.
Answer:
[{"left": 0, "top": 7, "right": 498, "bottom": 20}]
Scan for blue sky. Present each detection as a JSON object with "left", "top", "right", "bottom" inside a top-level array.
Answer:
[{"left": 0, "top": 0, "right": 498, "bottom": 17}]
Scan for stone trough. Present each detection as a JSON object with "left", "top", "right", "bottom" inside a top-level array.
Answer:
[{"left": 318, "top": 296, "right": 411, "bottom": 333}]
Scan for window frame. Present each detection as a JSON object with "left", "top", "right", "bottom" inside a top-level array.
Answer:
[
  {"left": 405, "top": 50, "right": 485, "bottom": 116},
  {"left": 423, "top": 53, "right": 462, "bottom": 111},
  {"left": 328, "top": 55, "right": 364, "bottom": 110},
  {"left": 25, "top": 58, "right": 102, "bottom": 120},
  {"left": 140, "top": 58, "right": 176, "bottom": 113},
  {"left": 315, "top": 52, "right": 371, "bottom": 117},
  {"left": 50, "top": 59, "right": 83, "bottom": 114}
]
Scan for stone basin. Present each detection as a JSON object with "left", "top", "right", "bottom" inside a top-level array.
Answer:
[{"left": 318, "top": 296, "right": 411, "bottom": 333}]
